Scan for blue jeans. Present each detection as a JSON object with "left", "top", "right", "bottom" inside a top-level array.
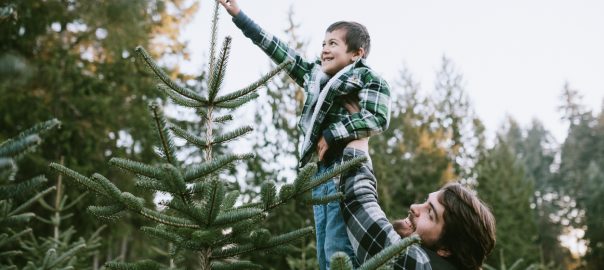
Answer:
[{"left": 313, "top": 162, "right": 357, "bottom": 270}]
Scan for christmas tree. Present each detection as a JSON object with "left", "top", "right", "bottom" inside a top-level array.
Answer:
[
  {"left": 49, "top": 2, "right": 363, "bottom": 269},
  {"left": 49, "top": 2, "right": 422, "bottom": 269}
]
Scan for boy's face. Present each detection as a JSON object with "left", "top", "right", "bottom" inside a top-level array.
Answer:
[
  {"left": 321, "top": 29, "right": 359, "bottom": 76},
  {"left": 392, "top": 191, "right": 446, "bottom": 248}
]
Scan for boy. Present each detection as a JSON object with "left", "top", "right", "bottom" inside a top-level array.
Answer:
[{"left": 218, "top": 1, "right": 391, "bottom": 269}]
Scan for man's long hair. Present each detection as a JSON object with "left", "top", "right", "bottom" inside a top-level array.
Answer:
[{"left": 437, "top": 183, "right": 496, "bottom": 270}]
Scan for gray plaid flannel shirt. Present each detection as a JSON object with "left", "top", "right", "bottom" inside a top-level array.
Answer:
[
  {"left": 340, "top": 148, "right": 457, "bottom": 270},
  {"left": 233, "top": 12, "right": 391, "bottom": 167}
]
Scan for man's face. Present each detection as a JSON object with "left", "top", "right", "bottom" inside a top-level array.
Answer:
[
  {"left": 321, "top": 29, "right": 357, "bottom": 76},
  {"left": 393, "top": 191, "right": 445, "bottom": 247}
]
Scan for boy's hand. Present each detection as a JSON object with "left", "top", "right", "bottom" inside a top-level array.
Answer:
[
  {"left": 217, "top": 0, "right": 240, "bottom": 17},
  {"left": 317, "top": 136, "right": 328, "bottom": 161},
  {"left": 342, "top": 95, "right": 361, "bottom": 114}
]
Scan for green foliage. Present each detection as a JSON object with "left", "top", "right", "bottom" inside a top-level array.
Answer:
[
  {"left": 1, "top": 0, "right": 199, "bottom": 265},
  {"left": 0, "top": 119, "right": 59, "bottom": 267},
  {"left": 555, "top": 85, "right": 604, "bottom": 269},
  {"left": 476, "top": 139, "right": 540, "bottom": 268},
  {"left": 47, "top": 2, "right": 365, "bottom": 269}
]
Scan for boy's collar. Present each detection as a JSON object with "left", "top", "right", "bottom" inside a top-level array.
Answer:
[
  {"left": 353, "top": 58, "right": 369, "bottom": 68},
  {"left": 313, "top": 58, "right": 369, "bottom": 69}
]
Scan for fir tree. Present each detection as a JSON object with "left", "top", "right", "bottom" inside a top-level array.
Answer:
[
  {"left": 476, "top": 138, "right": 540, "bottom": 268},
  {"left": 0, "top": 119, "right": 60, "bottom": 269},
  {"left": 49, "top": 2, "right": 366, "bottom": 269},
  {"left": 18, "top": 159, "right": 105, "bottom": 270}
]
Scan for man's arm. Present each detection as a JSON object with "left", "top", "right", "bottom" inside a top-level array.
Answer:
[
  {"left": 323, "top": 73, "right": 391, "bottom": 146},
  {"left": 339, "top": 159, "right": 401, "bottom": 263},
  {"left": 340, "top": 154, "right": 433, "bottom": 269},
  {"left": 219, "top": 0, "right": 314, "bottom": 87}
]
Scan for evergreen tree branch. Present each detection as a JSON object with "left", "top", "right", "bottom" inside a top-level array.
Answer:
[
  {"left": 9, "top": 186, "right": 55, "bottom": 216},
  {"left": 212, "top": 207, "right": 263, "bottom": 226},
  {"left": 45, "top": 243, "right": 87, "bottom": 269},
  {"left": 157, "top": 84, "right": 207, "bottom": 108},
  {"left": 1, "top": 213, "right": 35, "bottom": 227},
  {"left": 356, "top": 235, "right": 421, "bottom": 270},
  {"left": 203, "top": 179, "right": 224, "bottom": 225},
  {"left": 0, "top": 175, "right": 48, "bottom": 200},
  {"left": 207, "top": 0, "right": 220, "bottom": 86},
  {"left": 208, "top": 37, "right": 232, "bottom": 102},
  {"left": 211, "top": 261, "right": 262, "bottom": 270},
  {"left": 214, "top": 114, "right": 233, "bottom": 124},
  {"left": 140, "top": 226, "right": 183, "bottom": 245},
  {"left": 159, "top": 163, "right": 188, "bottom": 198},
  {"left": 1, "top": 119, "right": 60, "bottom": 146},
  {"left": 221, "top": 190, "right": 239, "bottom": 211},
  {"left": 150, "top": 103, "right": 178, "bottom": 166},
  {"left": 212, "top": 227, "right": 313, "bottom": 259},
  {"left": 62, "top": 191, "right": 89, "bottom": 211},
  {"left": 49, "top": 163, "right": 107, "bottom": 197},
  {"left": 167, "top": 197, "right": 206, "bottom": 224},
  {"left": 109, "top": 157, "right": 163, "bottom": 180},
  {"left": 134, "top": 176, "right": 171, "bottom": 193},
  {"left": 0, "top": 228, "right": 31, "bottom": 248},
  {"left": 215, "top": 92, "right": 259, "bottom": 109},
  {"left": 104, "top": 259, "right": 164, "bottom": 270},
  {"left": 88, "top": 204, "right": 125, "bottom": 218},
  {"left": 139, "top": 208, "right": 200, "bottom": 229},
  {"left": 293, "top": 162, "right": 317, "bottom": 192},
  {"left": 212, "top": 126, "right": 253, "bottom": 146},
  {"left": 330, "top": 252, "right": 354, "bottom": 270},
  {"left": 184, "top": 154, "right": 254, "bottom": 182},
  {"left": 214, "top": 60, "right": 293, "bottom": 103},
  {"left": 91, "top": 173, "right": 122, "bottom": 199},
  {"left": 257, "top": 157, "right": 365, "bottom": 214},
  {"left": 135, "top": 46, "right": 206, "bottom": 102},
  {"left": 260, "top": 181, "right": 276, "bottom": 209},
  {"left": 303, "top": 156, "right": 366, "bottom": 195},
  {"left": 306, "top": 192, "right": 344, "bottom": 205},
  {"left": 170, "top": 124, "right": 208, "bottom": 148},
  {"left": 0, "top": 134, "right": 41, "bottom": 160}
]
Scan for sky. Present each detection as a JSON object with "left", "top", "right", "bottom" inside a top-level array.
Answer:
[{"left": 179, "top": 0, "right": 604, "bottom": 144}]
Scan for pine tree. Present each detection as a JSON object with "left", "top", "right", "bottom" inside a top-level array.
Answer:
[
  {"left": 555, "top": 84, "right": 604, "bottom": 269},
  {"left": 0, "top": 119, "right": 60, "bottom": 268},
  {"left": 475, "top": 137, "right": 540, "bottom": 268},
  {"left": 48, "top": 2, "right": 366, "bottom": 269},
  {"left": 500, "top": 118, "right": 571, "bottom": 268}
]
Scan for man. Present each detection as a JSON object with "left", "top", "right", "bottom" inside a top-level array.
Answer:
[{"left": 339, "top": 137, "right": 496, "bottom": 270}]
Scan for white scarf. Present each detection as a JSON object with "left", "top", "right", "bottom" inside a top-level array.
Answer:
[{"left": 300, "top": 63, "right": 354, "bottom": 158}]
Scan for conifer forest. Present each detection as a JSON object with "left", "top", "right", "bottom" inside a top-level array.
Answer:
[{"left": 1, "top": 1, "right": 602, "bottom": 269}]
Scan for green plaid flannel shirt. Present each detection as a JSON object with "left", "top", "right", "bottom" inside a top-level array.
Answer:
[{"left": 234, "top": 12, "right": 391, "bottom": 167}]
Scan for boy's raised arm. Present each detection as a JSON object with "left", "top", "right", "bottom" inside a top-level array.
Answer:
[{"left": 218, "top": 0, "right": 315, "bottom": 88}]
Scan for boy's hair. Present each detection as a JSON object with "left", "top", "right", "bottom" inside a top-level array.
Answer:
[
  {"left": 437, "top": 183, "right": 496, "bottom": 270},
  {"left": 326, "top": 21, "right": 371, "bottom": 59}
]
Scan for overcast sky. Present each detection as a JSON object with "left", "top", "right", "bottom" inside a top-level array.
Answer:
[{"left": 179, "top": 0, "right": 604, "bottom": 144}]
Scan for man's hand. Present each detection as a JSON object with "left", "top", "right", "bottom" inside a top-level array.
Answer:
[
  {"left": 317, "top": 136, "right": 329, "bottom": 161},
  {"left": 342, "top": 95, "right": 361, "bottom": 114},
  {"left": 217, "top": 0, "right": 240, "bottom": 17}
]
